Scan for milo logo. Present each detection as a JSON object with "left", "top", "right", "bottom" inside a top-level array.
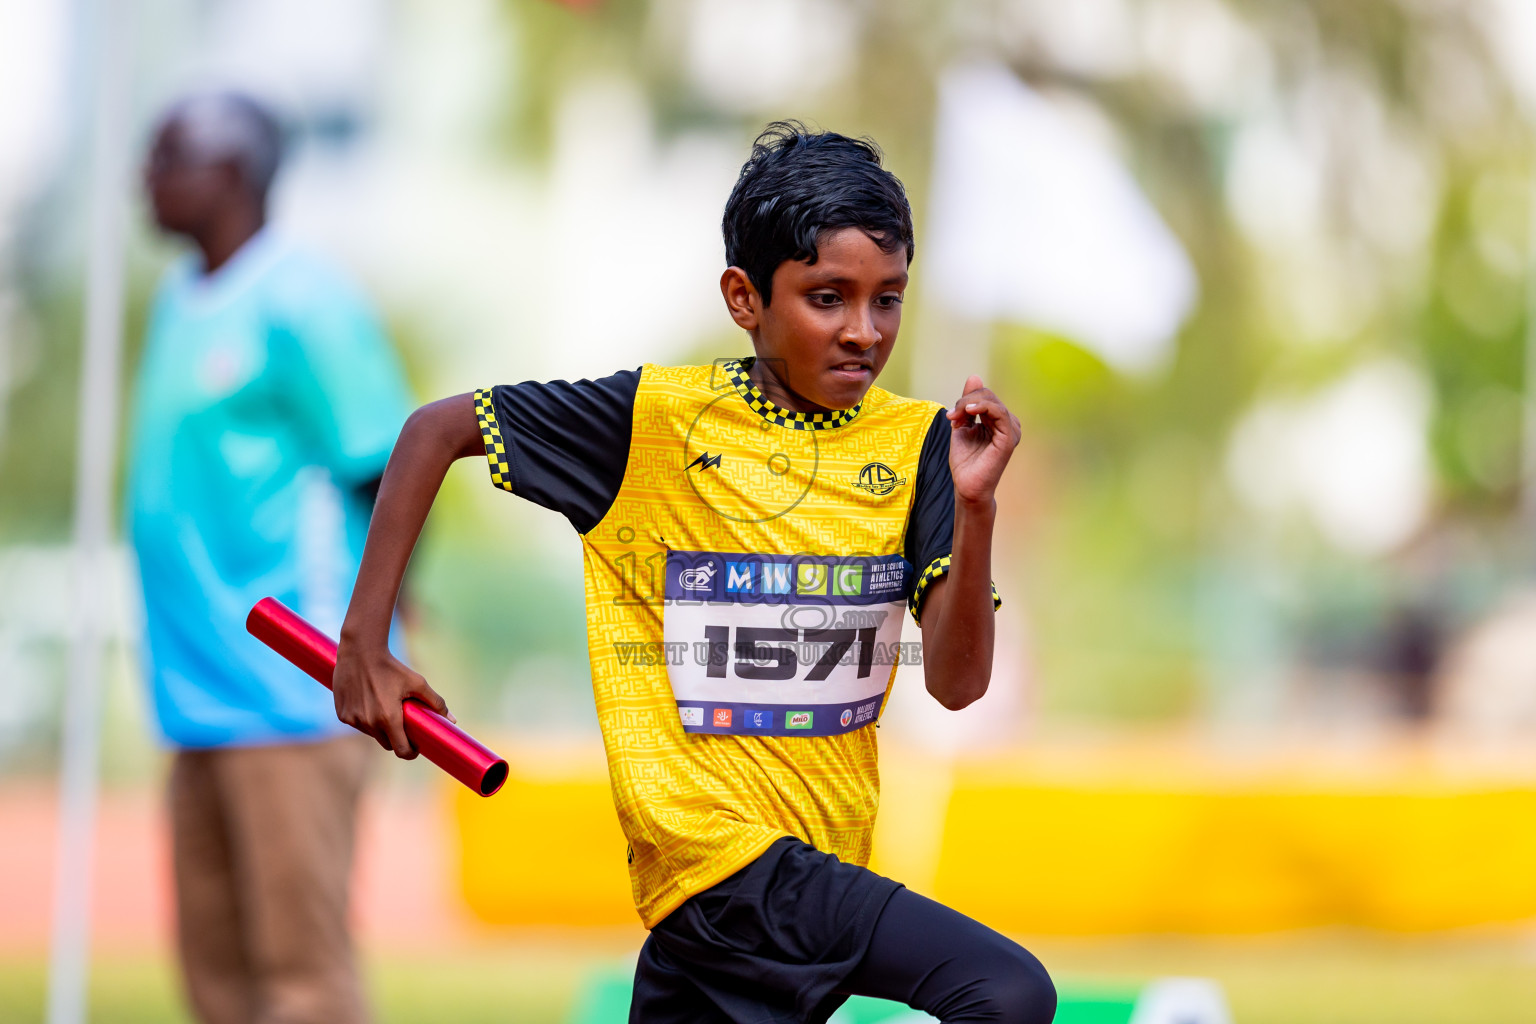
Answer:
[{"left": 785, "top": 711, "right": 814, "bottom": 730}]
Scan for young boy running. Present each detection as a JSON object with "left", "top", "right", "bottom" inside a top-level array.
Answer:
[{"left": 332, "top": 123, "right": 1056, "bottom": 1024}]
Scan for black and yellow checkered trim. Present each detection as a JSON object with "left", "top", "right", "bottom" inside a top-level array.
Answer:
[
  {"left": 474, "top": 387, "right": 513, "bottom": 493},
  {"left": 908, "top": 554, "right": 1003, "bottom": 624},
  {"left": 723, "top": 358, "right": 861, "bottom": 431}
]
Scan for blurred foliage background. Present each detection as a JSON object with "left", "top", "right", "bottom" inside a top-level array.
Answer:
[
  {"left": 6, "top": 3, "right": 1536, "bottom": 1022},
  {"left": 1, "top": 0, "right": 1535, "bottom": 756}
]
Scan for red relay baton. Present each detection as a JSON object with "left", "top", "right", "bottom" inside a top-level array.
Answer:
[{"left": 246, "top": 597, "right": 509, "bottom": 797}]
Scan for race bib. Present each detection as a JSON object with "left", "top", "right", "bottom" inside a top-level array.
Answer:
[{"left": 663, "top": 550, "right": 907, "bottom": 736}]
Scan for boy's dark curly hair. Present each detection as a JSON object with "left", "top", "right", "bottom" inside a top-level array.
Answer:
[{"left": 722, "top": 121, "right": 915, "bottom": 306}]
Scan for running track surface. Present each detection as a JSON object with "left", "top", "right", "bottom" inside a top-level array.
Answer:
[{"left": 0, "top": 781, "right": 469, "bottom": 953}]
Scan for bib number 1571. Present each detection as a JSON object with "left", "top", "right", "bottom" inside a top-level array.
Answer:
[{"left": 701, "top": 626, "right": 878, "bottom": 682}]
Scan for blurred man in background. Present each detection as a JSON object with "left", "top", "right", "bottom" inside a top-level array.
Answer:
[{"left": 126, "top": 93, "right": 412, "bottom": 1024}]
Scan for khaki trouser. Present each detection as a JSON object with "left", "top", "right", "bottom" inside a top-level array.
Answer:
[{"left": 169, "top": 735, "right": 372, "bottom": 1024}]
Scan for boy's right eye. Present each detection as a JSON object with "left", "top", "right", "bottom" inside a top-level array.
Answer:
[{"left": 809, "top": 292, "right": 841, "bottom": 307}]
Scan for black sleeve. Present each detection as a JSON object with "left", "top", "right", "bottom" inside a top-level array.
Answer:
[
  {"left": 903, "top": 409, "right": 1003, "bottom": 623},
  {"left": 475, "top": 368, "right": 640, "bottom": 534},
  {"left": 905, "top": 410, "right": 956, "bottom": 577}
]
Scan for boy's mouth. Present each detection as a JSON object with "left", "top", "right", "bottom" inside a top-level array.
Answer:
[{"left": 828, "top": 360, "right": 873, "bottom": 382}]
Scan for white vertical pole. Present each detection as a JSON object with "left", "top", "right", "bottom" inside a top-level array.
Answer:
[{"left": 46, "top": 1, "right": 134, "bottom": 1021}]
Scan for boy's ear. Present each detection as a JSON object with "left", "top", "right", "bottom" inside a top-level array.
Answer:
[{"left": 720, "top": 267, "right": 762, "bottom": 331}]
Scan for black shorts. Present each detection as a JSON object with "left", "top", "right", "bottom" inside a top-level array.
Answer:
[
  {"left": 633, "top": 837, "right": 899, "bottom": 1023},
  {"left": 631, "top": 837, "right": 1055, "bottom": 1024}
]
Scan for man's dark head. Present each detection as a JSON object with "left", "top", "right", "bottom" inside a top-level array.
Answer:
[
  {"left": 722, "top": 122, "right": 914, "bottom": 306},
  {"left": 145, "top": 92, "right": 284, "bottom": 236}
]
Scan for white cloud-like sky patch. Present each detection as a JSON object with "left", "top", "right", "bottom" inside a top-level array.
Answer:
[
  {"left": 1226, "top": 358, "right": 1433, "bottom": 556},
  {"left": 684, "top": 0, "right": 857, "bottom": 114},
  {"left": 925, "top": 62, "right": 1197, "bottom": 375}
]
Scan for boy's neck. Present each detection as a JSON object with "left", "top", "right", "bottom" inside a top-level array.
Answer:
[{"left": 745, "top": 356, "right": 844, "bottom": 416}]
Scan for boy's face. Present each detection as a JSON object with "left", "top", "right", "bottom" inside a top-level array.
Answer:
[{"left": 721, "top": 227, "right": 908, "bottom": 412}]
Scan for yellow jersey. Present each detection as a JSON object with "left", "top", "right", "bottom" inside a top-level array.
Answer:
[{"left": 476, "top": 358, "right": 977, "bottom": 926}]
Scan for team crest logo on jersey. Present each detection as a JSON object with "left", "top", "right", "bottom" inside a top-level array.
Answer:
[{"left": 854, "top": 462, "right": 907, "bottom": 496}]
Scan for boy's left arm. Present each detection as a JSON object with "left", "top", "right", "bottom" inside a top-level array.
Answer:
[{"left": 919, "top": 375, "right": 1021, "bottom": 710}]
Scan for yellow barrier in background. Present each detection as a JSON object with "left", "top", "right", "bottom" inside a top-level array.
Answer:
[
  {"left": 457, "top": 745, "right": 635, "bottom": 926},
  {"left": 456, "top": 741, "right": 1536, "bottom": 932}
]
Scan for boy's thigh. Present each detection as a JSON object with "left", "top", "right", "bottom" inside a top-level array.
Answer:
[
  {"left": 840, "top": 888, "right": 1056, "bottom": 1024},
  {"left": 630, "top": 934, "right": 735, "bottom": 1024},
  {"left": 645, "top": 837, "right": 901, "bottom": 1024}
]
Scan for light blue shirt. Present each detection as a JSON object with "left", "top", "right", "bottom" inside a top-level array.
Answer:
[{"left": 126, "top": 231, "right": 412, "bottom": 748}]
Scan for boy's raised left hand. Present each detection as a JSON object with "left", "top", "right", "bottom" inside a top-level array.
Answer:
[{"left": 947, "top": 375, "right": 1020, "bottom": 506}]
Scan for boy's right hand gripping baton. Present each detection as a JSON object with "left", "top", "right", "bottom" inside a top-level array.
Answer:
[{"left": 246, "top": 597, "right": 509, "bottom": 797}]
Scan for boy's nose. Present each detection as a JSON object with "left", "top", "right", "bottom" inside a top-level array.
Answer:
[{"left": 840, "top": 312, "right": 880, "bottom": 349}]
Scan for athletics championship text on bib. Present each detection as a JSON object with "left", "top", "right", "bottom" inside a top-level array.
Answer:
[{"left": 662, "top": 551, "right": 907, "bottom": 737}]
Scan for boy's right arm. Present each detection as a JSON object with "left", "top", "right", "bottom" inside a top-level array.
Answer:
[{"left": 333, "top": 393, "right": 484, "bottom": 759}]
